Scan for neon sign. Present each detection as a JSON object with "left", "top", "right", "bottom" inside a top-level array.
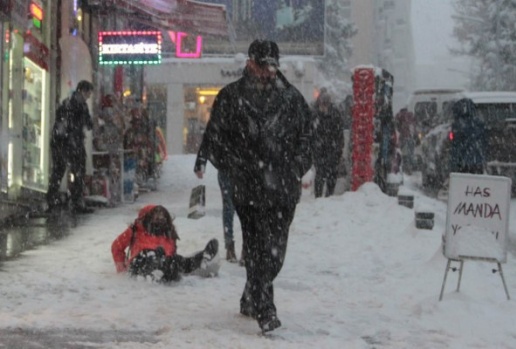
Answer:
[
  {"left": 98, "top": 31, "right": 162, "bottom": 65},
  {"left": 168, "top": 31, "right": 203, "bottom": 59},
  {"left": 30, "top": 2, "right": 43, "bottom": 29}
]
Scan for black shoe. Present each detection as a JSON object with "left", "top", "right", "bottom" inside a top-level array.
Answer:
[
  {"left": 258, "top": 313, "right": 282, "bottom": 333},
  {"left": 226, "top": 241, "right": 237, "bottom": 263},
  {"left": 203, "top": 239, "right": 218, "bottom": 261}
]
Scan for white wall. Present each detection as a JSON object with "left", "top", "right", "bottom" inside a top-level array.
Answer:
[{"left": 145, "top": 56, "right": 316, "bottom": 155}]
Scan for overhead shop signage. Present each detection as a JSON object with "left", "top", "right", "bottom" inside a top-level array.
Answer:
[
  {"left": 98, "top": 31, "right": 162, "bottom": 65},
  {"left": 23, "top": 32, "right": 50, "bottom": 70}
]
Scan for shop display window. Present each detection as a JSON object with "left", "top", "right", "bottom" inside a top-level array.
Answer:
[
  {"left": 21, "top": 58, "right": 45, "bottom": 188},
  {"left": 183, "top": 86, "right": 220, "bottom": 154}
]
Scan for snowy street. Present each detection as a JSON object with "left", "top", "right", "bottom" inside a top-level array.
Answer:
[{"left": 1, "top": 155, "right": 516, "bottom": 348}]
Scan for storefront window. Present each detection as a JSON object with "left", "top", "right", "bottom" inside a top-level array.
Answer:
[
  {"left": 21, "top": 57, "right": 45, "bottom": 188},
  {"left": 183, "top": 86, "right": 220, "bottom": 154}
]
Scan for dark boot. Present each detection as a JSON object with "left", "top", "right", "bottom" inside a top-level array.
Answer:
[
  {"left": 226, "top": 241, "right": 237, "bottom": 263},
  {"left": 204, "top": 239, "right": 219, "bottom": 261},
  {"left": 239, "top": 247, "right": 246, "bottom": 267},
  {"left": 258, "top": 313, "right": 282, "bottom": 333}
]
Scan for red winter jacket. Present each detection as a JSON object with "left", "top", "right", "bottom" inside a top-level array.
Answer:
[{"left": 111, "top": 205, "right": 177, "bottom": 273}]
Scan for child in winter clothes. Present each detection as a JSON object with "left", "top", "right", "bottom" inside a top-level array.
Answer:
[{"left": 111, "top": 205, "right": 219, "bottom": 282}]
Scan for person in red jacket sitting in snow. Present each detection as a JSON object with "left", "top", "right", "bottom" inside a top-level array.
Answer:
[{"left": 111, "top": 204, "right": 219, "bottom": 282}]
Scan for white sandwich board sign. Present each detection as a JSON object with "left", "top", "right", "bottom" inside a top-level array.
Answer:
[{"left": 444, "top": 173, "right": 511, "bottom": 263}]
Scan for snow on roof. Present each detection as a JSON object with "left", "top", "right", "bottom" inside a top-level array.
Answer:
[
  {"left": 461, "top": 91, "right": 516, "bottom": 104},
  {"left": 412, "top": 88, "right": 464, "bottom": 95}
]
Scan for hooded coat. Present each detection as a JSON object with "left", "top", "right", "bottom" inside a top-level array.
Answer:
[
  {"left": 450, "top": 98, "right": 487, "bottom": 172},
  {"left": 111, "top": 205, "right": 178, "bottom": 273},
  {"left": 312, "top": 102, "right": 344, "bottom": 168},
  {"left": 194, "top": 69, "right": 313, "bottom": 208}
]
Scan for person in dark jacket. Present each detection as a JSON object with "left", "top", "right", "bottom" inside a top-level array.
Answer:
[
  {"left": 394, "top": 107, "right": 416, "bottom": 174},
  {"left": 194, "top": 39, "right": 313, "bottom": 333},
  {"left": 111, "top": 205, "right": 219, "bottom": 282},
  {"left": 46, "top": 80, "right": 94, "bottom": 214},
  {"left": 312, "top": 91, "right": 345, "bottom": 197},
  {"left": 450, "top": 98, "right": 487, "bottom": 174}
]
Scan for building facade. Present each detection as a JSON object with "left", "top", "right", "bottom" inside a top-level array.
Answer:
[
  {"left": 144, "top": 55, "right": 317, "bottom": 155},
  {"left": 347, "top": 0, "right": 416, "bottom": 112}
]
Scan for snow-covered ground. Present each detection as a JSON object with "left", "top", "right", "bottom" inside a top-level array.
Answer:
[{"left": 1, "top": 155, "right": 516, "bottom": 348}]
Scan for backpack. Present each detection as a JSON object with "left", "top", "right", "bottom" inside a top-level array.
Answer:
[{"left": 52, "top": 98, "right": 71, "bottom": 143}]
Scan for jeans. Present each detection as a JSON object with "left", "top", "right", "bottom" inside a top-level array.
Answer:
[{"left": 218, "top": 171, "right": 235, "bottom": 248}]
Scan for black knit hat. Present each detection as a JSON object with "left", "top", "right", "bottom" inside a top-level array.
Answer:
[{"left": 248, "top": 39, "right": 280, "bottom": 67}]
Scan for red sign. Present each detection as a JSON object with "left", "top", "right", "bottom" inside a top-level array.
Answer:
[
  {"left": 351, "top": 67, "right": 376, "bottom": 191},
  {"left": 23, "top": 32, "right": 50, "bottom": 70}
]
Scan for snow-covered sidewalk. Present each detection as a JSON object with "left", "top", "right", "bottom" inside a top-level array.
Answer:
[{"left": 1, "top": 155, "right": 516, "bottom": 349}]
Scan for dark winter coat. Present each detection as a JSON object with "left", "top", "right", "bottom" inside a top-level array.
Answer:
[
  {"left": 450, "top": 98, "right": 487, "bottom": 171},
  {"left": 312, "top": 104, "right": 345, "bottom": 168},
  {"left": 394, "top": 108, "right": 415, "bottom": 143},
  {"left": 51, "top": 91, "right": 93, "bottom": 151},
  {"left": 194, "top": 69, "right": 313, "bottom": 207}
]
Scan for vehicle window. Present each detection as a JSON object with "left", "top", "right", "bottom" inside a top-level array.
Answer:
[
  {"left": 441, "top": 100, "right": 455, "bottom": 123},
  {"left": 475, "top": 103, "right": 516, "bottom": 129},
  {"left": 414, "top": 101, "right": 438, "bottom": 131}
]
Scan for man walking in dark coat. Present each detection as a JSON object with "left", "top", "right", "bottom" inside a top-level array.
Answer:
[
  {"left": 194, "top": 40, "right": 313, "bottom": 332},
  {"left": 312, "top": 91, "right": 345, "bottom": 197},
  {"left": 46, "top": 80, "right": 94, "bottom": 214}
]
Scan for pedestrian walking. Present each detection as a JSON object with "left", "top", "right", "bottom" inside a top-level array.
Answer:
[
  {"left": 312, "top": 91, "right": 345, "bottom": 197},
  {"left": 194, "top": 39, "right": 313, "bottom": 332},
  {"left": 394, "top": 107, "right": 416, "bottom": 174},
  {"left": 46, "top": 80, "right": 94, "bottom": 214},
  {"left": 194, "top": 150, "right": 239, "bottom": 263}
]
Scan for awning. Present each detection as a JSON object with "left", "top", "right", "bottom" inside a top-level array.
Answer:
[{"left": 112, "top": 0, "right": 229, "bottom": 37}]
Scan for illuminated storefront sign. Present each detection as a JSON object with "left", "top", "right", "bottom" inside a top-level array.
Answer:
[
  {"left": 98, "top": 31, "right": 162, "bottom": 65},
  {"left": 168, "top": 31, "right": 203, "bottom": 59},
  {"left": 30, "top": 2, "right": 44, "bottom": 29},
  {"left": 23, "top": 32, "right": 50, "bottom": 70}
]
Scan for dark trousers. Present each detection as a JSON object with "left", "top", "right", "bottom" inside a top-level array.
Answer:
[
  {"left": 129, "top": 249, "right": 204, "bottom": 283},
  {"left": 218, "top": 171, "right": 235, "bottom": 248},
  {"left": 235, "top": 204, "right": 296, "bottom": 319},
  {"left": 47, "top": 142, "right": 86, "bottom": 208},
  {"left": 314, "top": 162, "right": 339, "bottom": 198}
]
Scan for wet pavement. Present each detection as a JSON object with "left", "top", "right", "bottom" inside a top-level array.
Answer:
[
  {"left": 0, "top": 207, "right": 76, "bottom": 260},
  {"left": 0, "top": 328, "right": 159, "bottom": 348}
]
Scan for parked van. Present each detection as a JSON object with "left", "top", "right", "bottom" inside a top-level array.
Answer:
[
  {"left": 406, "top": 88, "right": 464, "bottom": 169},
  {"left": 419, "top": 91, "right": 516, "bottom": 195},
  {"left": 407, "top": 88, "right": 464, "bottom": 139}
]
